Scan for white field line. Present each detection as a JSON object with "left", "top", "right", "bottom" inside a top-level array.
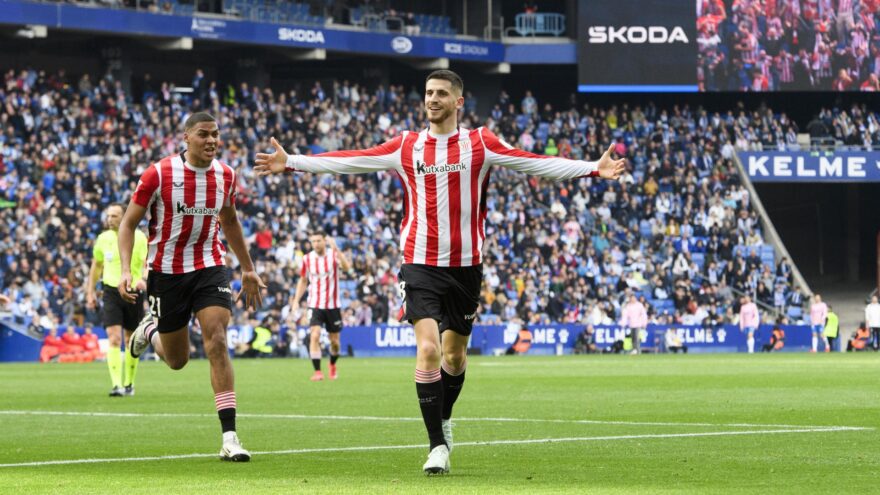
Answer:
[
  {"left": 0, "top": 427, "right": 868, "bottom": 469},
  {"left": 0, "top": 410, "right": 866, "bottom": 431}
]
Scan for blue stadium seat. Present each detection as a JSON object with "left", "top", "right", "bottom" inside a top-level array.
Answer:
[{"left": 787, "top": 306, "right": 803, "bottom": 319}]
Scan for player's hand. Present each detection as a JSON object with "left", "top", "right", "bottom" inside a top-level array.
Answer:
[
  {"left": 597, "top": 144, "right": 626, "bottom": 180},
  {"left": 0, "top": 294, "right": 10, "bottom": 307},
  {"left": 326, "top": 235, "right": 338, "bottom": 250},
  {"left": 86, "top": 293, "right": 96, "bottom": 310},
  {"left": 237, "top": 270, "right": 266, "bottom": 310},
  {"left": 134, "top": 279, "right": 147, "bottom": 292},
  {"left": 118, "top": 272, "right": 137, "bottom": 304},
  {"left": 254, "top": 137, "right": 289, "bottom": 176}
]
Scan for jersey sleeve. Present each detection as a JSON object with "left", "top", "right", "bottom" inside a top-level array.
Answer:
[
  {"left": 132, "top": 164, "right": 160, "bottom": 208},
  {"left": 286, "top": 135, "right": 404, "bottom": 174},
  {"left": 478, "top": 127, "right": 599, "bottom": 181},
  {"left": 92, "top": 233, "right": 105, "bottom": 262},
  {"left": 300, "top": 257, "right": 308, "bottom": 278},
  {"left": 223, "top": 167, "right": 237, "bottom": 207}
]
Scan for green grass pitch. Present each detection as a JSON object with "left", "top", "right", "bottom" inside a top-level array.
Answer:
[{"left": 0, "top": 354, "right": 877, "bottom": 494}]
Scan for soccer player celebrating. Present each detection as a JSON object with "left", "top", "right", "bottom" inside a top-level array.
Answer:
[
  {"left": 255, "top": 70, "right": 624, "bottom": 474},
  {"left": 294, "top": 231, "right": 352, "bottom": 381},
  {"left": 119, "top": 112, "right": 266, "bottom": 462},
  {"left": 85, "top": 203, "right": 149, "bottom": 397}
]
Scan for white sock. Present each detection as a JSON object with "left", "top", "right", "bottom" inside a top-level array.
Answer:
[
  {"left": 747, "top": 337, "right": 754, "bottom": 353},
  {"left": 812, "top": 336, "right": 817, "bottom": 351}
]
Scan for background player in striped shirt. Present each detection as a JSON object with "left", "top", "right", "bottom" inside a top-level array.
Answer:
[
  {"left": 255, "top": 70, "right": 625, "bottom": 474},
  {"left": 118, "top": 112, "right": 266, "bottom": 462},
  {"left": 85, "top": 203, "right": 149, "bottom": 397},
  {"left": 293, "top": 231, "right": 352, "bottom": 381}
]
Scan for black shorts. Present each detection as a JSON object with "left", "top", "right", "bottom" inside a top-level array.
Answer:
[
  {"left": 147, "top": 266, "right": 233, "bottom": 333},
  {"left": 309, "top": 308, "right": 343, "bottom": 333},
  {"left": 102, "top": 285, "right": 145, "bottom": 330},
  {"left": 399, "top": 263, "right": 481, "bottom": 336}
]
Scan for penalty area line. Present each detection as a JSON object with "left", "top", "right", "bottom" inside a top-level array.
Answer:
[{"left": 0, "top": 426, "right": 868, "bottom": 468}]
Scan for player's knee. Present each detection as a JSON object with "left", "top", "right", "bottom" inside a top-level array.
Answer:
[
  {"left": 417, "top": 341, "right": 441, "bottom": 361},
  {"left": 166, "top": 355, "right": 189, "bottom": 370},
  {"left": 108, "top": 334, "right": 121, "bottom": 347},
  {"left": 204, "top": 330, "right": 227, "bottom": 353},
  {"left": 444, "top": 351, "right": 466, "bottom": 369}
]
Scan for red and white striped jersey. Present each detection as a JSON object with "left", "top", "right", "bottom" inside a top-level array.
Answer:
[
  {"left": 301, "top": 249, "right": 341, "bottom": 309},
  {"left": 131, "top": 153, "right": 237, "bottom": 274},
  {"left": 286, "top": 127, "right": 599, "bottom": 267}
]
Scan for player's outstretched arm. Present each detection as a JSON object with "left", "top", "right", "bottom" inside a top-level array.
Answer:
[
  {"left": 480, "top": 127, "right": 624, "bottom": 181},
  {"left": 219, "top": 204, "right": 266, "bottom": 310},
  {"left": 254, "top": 137, "right": 289, "bottom": 176},
  {"left": 254, "top": 135, "right": 402, "bottom": 176}
]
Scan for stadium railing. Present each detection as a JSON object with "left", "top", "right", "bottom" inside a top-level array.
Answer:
[{"left": 511, "top": 13, "right": 565, "bottom": 37}]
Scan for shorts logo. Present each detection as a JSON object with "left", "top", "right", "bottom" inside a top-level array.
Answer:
[
  {"left": 333, "top": 320, "right": 342, "bottom": 326},
  {"left": 217, "top": 286, "right": 232, "bottom": 294},
  {"left": 463, "top": 311, "right": 477, "bottom": 321}
]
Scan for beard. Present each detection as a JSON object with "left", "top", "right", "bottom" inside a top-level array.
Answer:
[{"left": 426, "top": 106, "right": 455, "bottom": 124}]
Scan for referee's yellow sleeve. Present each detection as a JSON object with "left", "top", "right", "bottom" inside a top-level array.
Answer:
[{"left": 93, "top": 233, "right": 106, "bottom": 262}]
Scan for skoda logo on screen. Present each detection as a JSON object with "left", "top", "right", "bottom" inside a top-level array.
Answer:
[
  {"left": 391, "top": 36, "right": 413, "bottom": 54},
  {"left": 587, "top": 26, "right": 689, "bottom": 44}
]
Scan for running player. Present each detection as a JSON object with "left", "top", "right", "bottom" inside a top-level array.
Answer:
[
  {"left": 85, "top": 203, "right": 149, "bottom": 397},
  {"left": 294, "top": 232, "right": 352, "bottom": 381},
  {"left": 255, "top": 70, "right": 625, "bottom": 474},
  {"left": 119, "top": 112, "right": 266, "bottom": 462}
]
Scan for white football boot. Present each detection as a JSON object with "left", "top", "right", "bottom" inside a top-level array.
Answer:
[
  {"left": 220, "top": 432, "right": 251, "bottom": 462},
  {"left": 422, "top": 444, "right": 450, "bottom": 475},
  {"left": 129, "top": 315, "right": 154, "bottom": 358}
]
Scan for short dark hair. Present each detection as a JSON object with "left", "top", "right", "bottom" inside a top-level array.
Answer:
[
  {"left": 184, "top": 111, "right": 216, "bottom": 131},
  {"left": 107, "top": 203, "right": 125, "bottom": 212},
  {"left": 308, "top": 230, "right": 325, "bottom": 238},
  {"left": 426, "top": 70, "right": 463, "bottom": 94}
]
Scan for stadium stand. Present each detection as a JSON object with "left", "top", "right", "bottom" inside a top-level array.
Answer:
[
  {"left": 697, "top": 0, "right": 880, "bottom": 91},
  {"left": 5, "top": 67, "right": 877, "bottom": 338},
  {"left": 33, "top": 0, "right": 459, "bottom": 34}
]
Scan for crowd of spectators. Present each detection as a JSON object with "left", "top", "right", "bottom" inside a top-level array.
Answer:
[
  {"left": 698, "top": 0, "right": 880, "bottom": 91},
  {"left": 34, "top": 0, "right": 452, "bottom": 35},
  {"left": 5, "top": 66, "right": 875, "bottom": 348}
]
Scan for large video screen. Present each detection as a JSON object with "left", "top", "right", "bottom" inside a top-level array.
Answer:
[{"left": 578, "top": 0, "right": 879, "bottom": 92}]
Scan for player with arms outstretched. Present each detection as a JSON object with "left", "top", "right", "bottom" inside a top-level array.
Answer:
[
  {"left": 119, "top": 112, "right": 266, "bottom": 462},
  {"left": 255, "top": 70, "right": 624, "bottom": 474},
  {"left": 294, "top": 231, "right": 352, "bottom": 381}
]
